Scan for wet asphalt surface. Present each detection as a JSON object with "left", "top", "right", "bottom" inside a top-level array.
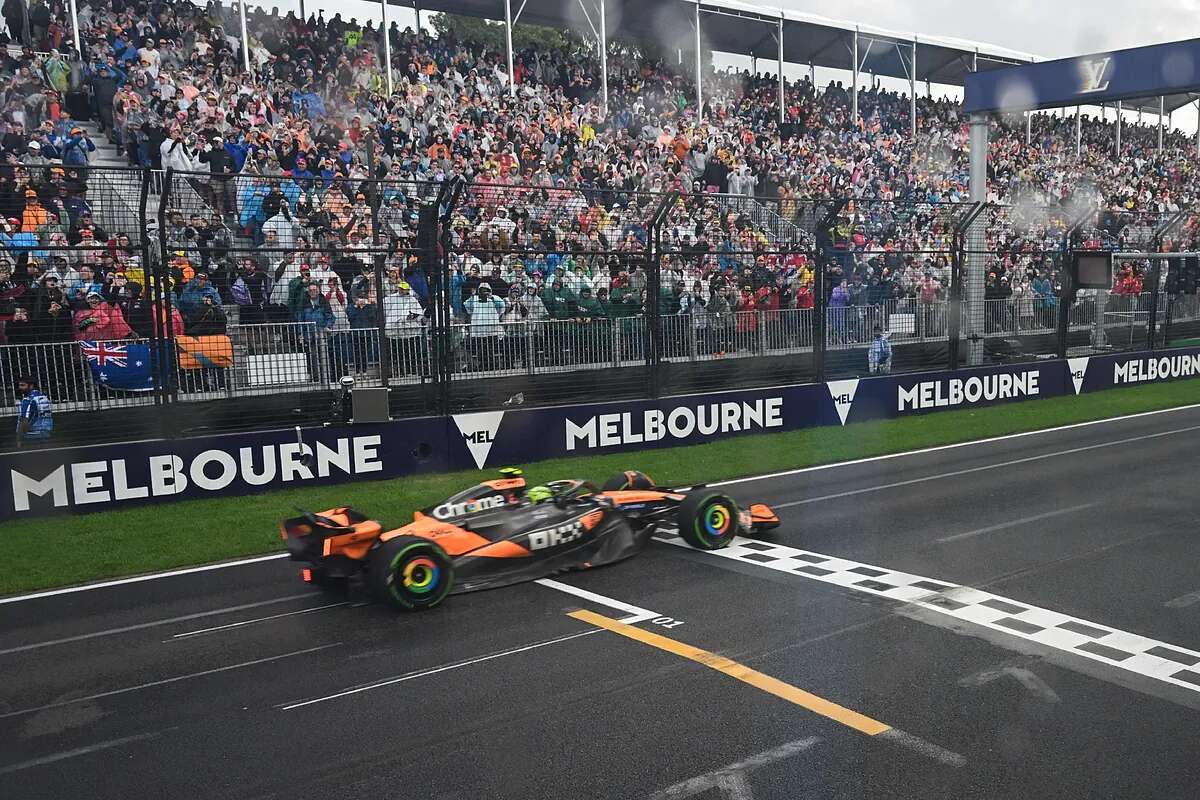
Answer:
[{"left": 3, "top": 404, "right": 1200, "bottom": 799}]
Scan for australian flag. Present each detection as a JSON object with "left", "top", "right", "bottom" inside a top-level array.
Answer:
[{"left": 80, "top": 341, "right": 156, "bottom": 392}]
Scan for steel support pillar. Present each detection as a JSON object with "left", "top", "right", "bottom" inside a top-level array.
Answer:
[
  {"left": 966, "top": 113, "right": 988, "bottom": 366},
  {"left": 1158, "top": 96, "right": 1164, "bottom": 151},
  {"left": 1116, "top": 100, "right": 1122, "bottom": 154},
  {"left": 68, "top": 0, "right": 81, "bottom": 56},
  {"left": 504, "top": 0, "right": 515, "bottom": 97},
  {"left": 777, "top": 17, "right": 784, "bottom": 124},
  {"left": 694, "top": 3, "right": 702, "bottom": 120},
  {"left": 239, "top": 0, "right": 251, "bottom": 73},
  {"left": 380, "top": 0, "right": 393, "bottom": 95},
  {"left": 850, "top": 29, "right": 858, "bottom": 124},
  {"left": 1075, "top": 105, "right": 1081, "bottom": 158},
  {"left": 910, "top": 38, "right": 917, "bottom": 137},
  {"left": 599, "top": 0, "right": 608, "bottom": 114}
]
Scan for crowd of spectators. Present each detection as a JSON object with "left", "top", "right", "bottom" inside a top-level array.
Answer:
[{"left": 0, "top": 0, "right": 1196, "bottom": 370}]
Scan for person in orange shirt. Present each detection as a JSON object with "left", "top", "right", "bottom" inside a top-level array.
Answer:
[
  {"left": 427, "top": 133, "right": 450, "bottom": 160},
  {"left": 672, "top": 132, "right": 690, "bottom": 161},
  {"left": 21, "top": 189, "right": 48, "bottom": 232}
]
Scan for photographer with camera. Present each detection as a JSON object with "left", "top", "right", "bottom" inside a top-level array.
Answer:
[{"left": 178, "top": 271, "right": 220, "bottom": 316}]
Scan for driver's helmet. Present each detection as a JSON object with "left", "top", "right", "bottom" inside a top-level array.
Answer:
[{"left": 527, "top": 485, "right": 553, "bottom": 504}]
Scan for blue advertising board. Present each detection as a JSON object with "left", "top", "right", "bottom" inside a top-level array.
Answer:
[
  {"left": 4, "top": 347, "right": 1199, "bottom": 520},
  {"left": 964, "top": 38, "right": 1200, "bottom": 113}
]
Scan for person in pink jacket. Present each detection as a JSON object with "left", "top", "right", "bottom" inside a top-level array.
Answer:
[{"left": 73, "top": 291, "right": 134, "bottom": 341}]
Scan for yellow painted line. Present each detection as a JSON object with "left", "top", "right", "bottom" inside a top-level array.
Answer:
[{"left": 567, "top": 609, "right": 891, "bottom": 736}]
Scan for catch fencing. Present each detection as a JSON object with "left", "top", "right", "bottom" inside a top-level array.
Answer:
[{"left": 2, "top": 167, "right": 1198, "bottom": 447}]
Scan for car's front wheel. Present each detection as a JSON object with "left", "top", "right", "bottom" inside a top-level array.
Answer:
[
  {"left": 367, "top": 536, "right": 455, "bottom": 611},
  {"left": 677, "top": 490, "right": 740, "bottom": 550}
]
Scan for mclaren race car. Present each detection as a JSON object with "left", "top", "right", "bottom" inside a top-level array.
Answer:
[{"left": 280, "top": 469, "right": 780, "bottom": 611}]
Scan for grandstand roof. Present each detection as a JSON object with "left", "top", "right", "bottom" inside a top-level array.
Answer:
[{"left": 395, "top": 0, "right": 1190, "bottom": 115}]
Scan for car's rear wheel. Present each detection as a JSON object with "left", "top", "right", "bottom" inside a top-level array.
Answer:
[
  {"left": 602, "top": 470, "right": 655, "bottom": 491},
  {"left": 367, "top": 536, "right": 454, "bottom": 611},
  {"left": 677, "top": 491, "right": 740, "bottom": 550}
]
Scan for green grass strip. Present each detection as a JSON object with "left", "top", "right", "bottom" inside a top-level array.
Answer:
[{"left": 5, "top": 377, "right": 1200, "bottom": 597}]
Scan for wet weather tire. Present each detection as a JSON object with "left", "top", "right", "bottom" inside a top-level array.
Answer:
[{"left": 367, "top": 536, "right": 454, "bottom": 611}]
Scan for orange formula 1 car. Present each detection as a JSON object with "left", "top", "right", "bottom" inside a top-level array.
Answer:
[{"left": 280, "top": 469, "right": 780, "bottom": 611}]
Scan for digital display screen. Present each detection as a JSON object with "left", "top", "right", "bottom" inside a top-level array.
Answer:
[{"left": 1074, "top": 252, "right": 1113, "bottom": 289}]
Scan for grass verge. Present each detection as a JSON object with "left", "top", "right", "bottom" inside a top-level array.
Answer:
[{"left": 6, "top": 377, "right": 1200, "bottom": 597}]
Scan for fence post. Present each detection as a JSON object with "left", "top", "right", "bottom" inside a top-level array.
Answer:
[
  {"left": 646, "top": 192, "right": 677, "bottom": 398},
  {"left": 756, "top": 310, "right": 766, "bottom": 355},
  {"left": 154, "top": 168, "right": 178, "bottom": 432},
  {"left": 367, "top": 136, "right": 392, "bottom": 390},
  {"left": 1145, "top": 255, "right": 1164, "bottom": 351},
  {"left": 607, "top": 320, "right": 618, "bottom": 368}
]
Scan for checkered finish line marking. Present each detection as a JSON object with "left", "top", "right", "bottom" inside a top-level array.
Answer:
[{"left": 656, "top": 535, "right": 1200, "bottom": 694}]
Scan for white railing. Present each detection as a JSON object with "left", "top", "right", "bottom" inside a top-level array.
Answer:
[{"left": 4, "top": 293, "right": 1199, "bottom": 411}]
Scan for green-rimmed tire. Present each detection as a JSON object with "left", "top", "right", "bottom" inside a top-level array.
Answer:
[
  {"left": 677, "top": 491, "right": 739, "bottom": 550},
  {"left": 367, "top": 536, "right": 455, "bottom": 611},
  {"left": 601, "top": 470, "right": 655, "bottom": 491}
]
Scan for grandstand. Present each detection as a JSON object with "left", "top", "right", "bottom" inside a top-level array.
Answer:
[{"left": 1, "top": 0, "right": 1199, "bottom": 447}]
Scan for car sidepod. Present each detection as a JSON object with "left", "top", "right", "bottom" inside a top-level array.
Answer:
[{"left": 447, "top": 502, "right": 647, "bottom": 593}]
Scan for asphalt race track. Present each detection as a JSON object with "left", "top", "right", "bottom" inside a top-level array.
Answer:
[{"left": 4, "top": 405, "right": 1200, "bottom": 799}]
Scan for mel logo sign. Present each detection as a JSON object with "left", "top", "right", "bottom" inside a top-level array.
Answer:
[
  {"left": 1067, "top": 357, "right": 1090, "bottom": 395},
  {"left": 826, "top": 379, "right": 859, "bottom": 426},
  {"left": 452, "top": 411, "right": 506, "bottom": 469}
]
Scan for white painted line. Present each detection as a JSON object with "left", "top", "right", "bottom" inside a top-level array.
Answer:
[
  {"left": 1165, "top": 591, "right": 1200, "bottom": 609},
  {"left": 0, "top": 643, "right": 340, "bottom": 720},
  {"left": 5, "top": 402, "right": 1199, "bottom": 607},
  {"left": 169, "top": 602, "right": 348, "bottom": 639},
  {"left": 0, "top": 729, "right": 173, "bottom": 776},
  {"left": 933, "top": 503, "right": 1100, "bottom": 544},
  {"left": 0, "top": 593, "right": 315, "bottom": 657},
  {"left": 535, "top": 578, "right": 660, "bottom": 623},
  {"left": 876, "top": 729, "right": 968, "bottom": 767},
  {"left": 657, "top": 534, "right": 1200, "bottom": 697},
  {"left": 0, "top": 553, "right": 291, "bottom": 605},
  {"left": 709, "top": 401, "right": 1200, "bottom": 490},
  {"left": 770, "top": 425, "right": 1200, "bottom": 510},
  {"left": 280, "top": 630, "right": 601, "bottom": 710},
  {"left": 716, "top": 773, "right": 754, "bottom": 800},
  {"left": 647, "top": 737, "right": 822, "bottom": 799},
  {"left": 958, "top": 664, "right": 1061, "bottom": 703}
]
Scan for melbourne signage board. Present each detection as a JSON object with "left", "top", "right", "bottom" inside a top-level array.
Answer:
[
  {"left": 1, "top": 420, "right": 452, "bottom": 521},
  {"left": 5, "top": 347, "right": 1199, "bottom": 520}
]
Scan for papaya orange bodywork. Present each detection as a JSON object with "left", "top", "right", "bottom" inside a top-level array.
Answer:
[
  {"left": 379, "top": 516, "right": 492, "bottom": 555},
  {"left": 469, "top": 540, "right": 532, "bottom": 558},
  {"left": 599, "top": 490, "right": 685, "bottom": 504},
  {"left": 749, "top": 503, "right": 780, "bottom": 524}
]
